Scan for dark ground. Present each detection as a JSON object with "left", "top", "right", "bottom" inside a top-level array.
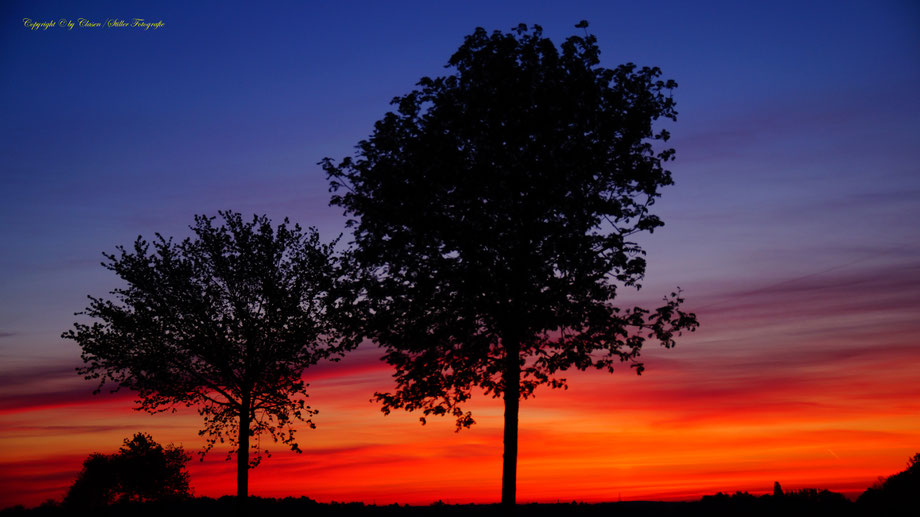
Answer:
[{"left": 1, "top": 493, "right": 908, "bottom": 517}]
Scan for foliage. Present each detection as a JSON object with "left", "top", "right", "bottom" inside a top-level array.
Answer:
[
  {"left": 323, "top": 20, "right": 698, "bottom": 505},
  {"left": 858, "top": 452, "right": 920, "bottom": 512},
  {"left": 64, "top": 433, "right": 191, "bottom": 507},
  {"left": 323, "top": 21, "right": 697, "bottom": 428},
  {"left": 63, "top": 211, "right": 360, "bottom": 496},
  {"left": 63, "top": 454, "right": 117, "bottom": 508},
  {"left": 700, "top": 488, "right": 854, "bottom": 517}
]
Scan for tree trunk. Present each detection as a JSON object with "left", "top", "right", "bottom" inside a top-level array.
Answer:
[
  {"left": 237, "top": 393, "right": 250, "bottom": 502},
  {"left": 501, "top": 337, "right": 520, "bottom": 510}
]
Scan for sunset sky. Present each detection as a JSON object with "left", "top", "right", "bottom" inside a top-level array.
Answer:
[{"left": 2, "top": 0, "right": 919, "bottom": 509}]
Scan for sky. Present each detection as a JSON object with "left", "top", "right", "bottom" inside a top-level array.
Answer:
[{"left": 2, "top": 0, "right": 919, "bottom": 508}]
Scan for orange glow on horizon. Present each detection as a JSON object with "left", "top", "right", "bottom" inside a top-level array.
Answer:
[
  {"left": 2, "top": 336, "right": 919, "bottom": 508},
  {"left": 3, "top": 269, "right": 919, "bottom": 508}
]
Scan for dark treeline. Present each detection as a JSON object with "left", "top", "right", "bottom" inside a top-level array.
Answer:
[{"left": 0, "top": 493, "right": 911, "bottom": 517}]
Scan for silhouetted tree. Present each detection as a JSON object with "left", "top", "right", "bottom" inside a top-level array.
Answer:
[
  {"left": 64, "top": 432, "right": 191, "bottom": 507},
  {"left": 64, "top": 453, "right": 118, "bottom": 508},
  {"left": 773, "top": 481, "right": 783, "bottom": 497},
  {"left": 63, "top": 212, "right": 360, "bottom": 501},
  {"left": 323, "top": 22, "right": 698, "bottom": 507},
  {"left": 115, "top": 433, "right": 192, "bottom": 503},
  {"left": 858, "top": 452, "right": 920, "bottom": 513}
]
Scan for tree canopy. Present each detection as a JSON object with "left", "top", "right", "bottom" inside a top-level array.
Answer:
[
  {"left": 323, "top": 22, "right": 698, "bottom": 506},
  {"left": 63, "top": 211, "right": 359, "bottom": 499},
  {"left": 858, "top": 453, "right": 920, "bottom": 511},
  {"left": 64, "top": 432, "right": 191, "bottom": 508}
]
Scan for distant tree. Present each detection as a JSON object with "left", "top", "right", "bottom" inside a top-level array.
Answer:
[
  {"left": 783, "top": 487, "right": 849, "bottom": 506},
  {"left": 858, "top": 452, "right": 920, "bottom": 513},
  {"left": 64, "top": 432, "right": 191, "bottom": 507},
  {"left": 115, "top": 433, "right": 192, "bottom": 503},
  {"left": 64, "top": 453, "right": 118, "bottom": 508},
  {"left": 63, "top": 212, "right": 360, "bottom": 501},
  {"left": 322, "top": 22, "right": 698, "bottom": 507}
]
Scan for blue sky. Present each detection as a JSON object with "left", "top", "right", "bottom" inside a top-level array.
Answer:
[{"left": 2, "top": 0, "right": 918, "bottom": 374}]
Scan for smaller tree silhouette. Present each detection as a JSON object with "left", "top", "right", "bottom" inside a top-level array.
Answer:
[
  {"left": 64, "top": 211, "right": 360, "bottom": 500},
  {"left": 114, "top": 433, "right": 192, "bottom": 503},
  {"left": 64, "top": 432, "right": 191, "bottom": 508}
]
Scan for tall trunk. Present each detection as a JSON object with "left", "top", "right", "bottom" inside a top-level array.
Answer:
[
  {"left": 501, "top": 337, "right": 521, "bottom": 509},
  {"left": 237, "top": 392, "right": 250, "bottom": 502}
]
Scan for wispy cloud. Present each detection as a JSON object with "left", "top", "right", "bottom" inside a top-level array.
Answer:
[{"left": 0, "top": 363, "right": 79, "bottom": 391}]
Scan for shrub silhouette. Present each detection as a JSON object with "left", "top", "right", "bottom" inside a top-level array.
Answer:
[{"left": 64, "top": 433, "right": 191, "bottom": 507}]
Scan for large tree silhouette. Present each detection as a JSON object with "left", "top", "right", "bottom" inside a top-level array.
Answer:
[
  {"left": 323, "top": 23, "right": 698, "bottom": 507},
  {"left": 64, "top": 211, "right": 359, "bottom": 501}
]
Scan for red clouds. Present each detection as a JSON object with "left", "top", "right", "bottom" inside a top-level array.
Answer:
[{"left": 2, "top": 260, "right": 919, "bottom": 508}]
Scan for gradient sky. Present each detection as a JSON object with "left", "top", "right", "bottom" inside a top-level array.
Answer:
[{"left": 2, "top": 0, "right": 919, "bottom": 509}]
